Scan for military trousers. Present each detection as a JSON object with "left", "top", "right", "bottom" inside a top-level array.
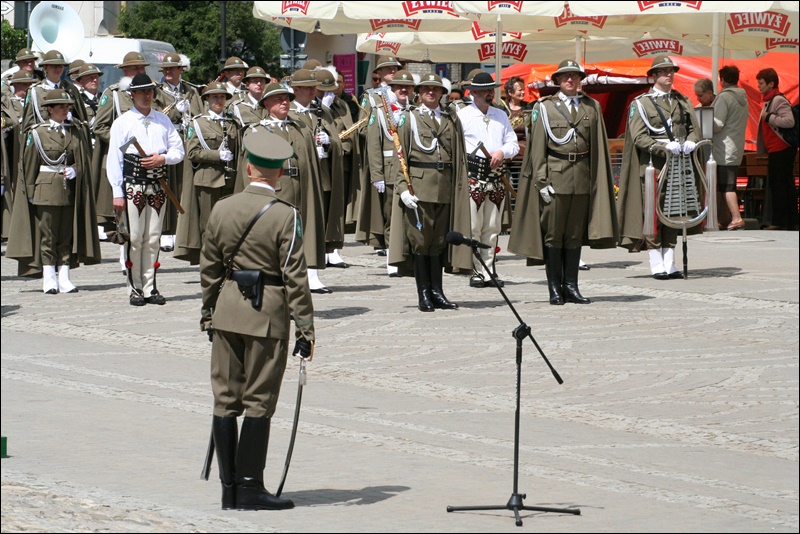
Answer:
[
  {"left": 196, "top": 182, "right": 235, "bottom": 241},
  {"left": 541, "top": 193, "right": 589, "bottom": 249},
  {"left": 403, "top": 200, "right": 449, "bottom": 256},
  {"left": 36, "top": 204, "right": 75, "bottom": 266},
  {"left": 211, "top": 329, "right": 289, "bottom": 419}
]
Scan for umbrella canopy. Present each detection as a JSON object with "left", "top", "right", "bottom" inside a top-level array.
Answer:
[{"left": 252, "top": 1, "right": 474, "bottom": 34}]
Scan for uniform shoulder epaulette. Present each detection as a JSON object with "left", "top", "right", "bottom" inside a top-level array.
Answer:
[{"left": 274, "top": 197, "right": 297, "bottom": 210}]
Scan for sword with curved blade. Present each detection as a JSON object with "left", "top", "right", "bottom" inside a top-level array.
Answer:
[{"left": 276, "top": 357, "right": 307, "bottom": 497}]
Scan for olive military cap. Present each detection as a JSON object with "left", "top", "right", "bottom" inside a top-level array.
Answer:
[
  {"left": 244, "top": 66, "right": 269, "bottom": 81},
  {"left": 75, "top": 64, "right": 104, "bottom": 80},
  {"left": 260, "top": 83, "right": 295, "bottom": 105},
  {"left": 648, "top": 56, "right": 680, "bottom": 76},
  {"left": 40, "top": 50, "right": 69, "bottom": 66},
  {"left": 68, "top": 59, "right": 85, "bottom": 76},
  {"left": 15, "top": 48, "right": 38, "bottom": 63},
  {"left": 315, "top": 69, "right": 337, "bottom": 90},
  {"left": 159, "top": 53, "right": 184, "bottom": 69},
  {"left": 552, "top": 59, "right": 586, "bottom": 80},
  {"left": 42, "top": 89, "right": 74, "bottom": 106},
  {"left": 416, "top": 73, "right": 449, "bottom": 94},
  {"left": 201, "top": 81, "right": 232, "bottom": 100},
  {"left": 116, "top": 52, "right": 149, "bottom": 69},
  {"left": 374, "top": 56, "right": 402, "bottom": 72},
  {"left": 302, "top": 59, "right": 323, "bottom": 70},
  {"left": 222, "top": 57, "right": 247, "bottom": 71},
  {"left": 244, "top": 131, "right": 294, "bottom": 169},
  {"left": 291, "top": 69, "right": 319, "bottom": 87},
  {"left": 391, "top": 70, "right": 416, "bottom": 87},
  {"left": 10, "top": 70, "right": 37, "bottom": 85}
]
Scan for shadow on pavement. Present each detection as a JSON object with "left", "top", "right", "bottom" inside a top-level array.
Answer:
[
  {"left": 288, "top": 485, "right": 410, "bottom": 506},
  {"left": 315, "top": 306, "right": 371, "bottom": 319}
]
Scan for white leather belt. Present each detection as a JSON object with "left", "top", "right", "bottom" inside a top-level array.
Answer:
[{"left": 40, "top": 165, "right": 64, "bottom": 173}]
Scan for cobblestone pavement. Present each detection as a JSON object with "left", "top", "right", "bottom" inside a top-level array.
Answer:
[{"left": 2, "top": 231, "right": 798, "bottom": 532}]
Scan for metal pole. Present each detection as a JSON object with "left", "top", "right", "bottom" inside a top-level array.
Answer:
[
  {"left": 220, "top": 1, "right": 227, "bottom": 67},
  {"left": 290, "top": 29, "right": 296, "bottom": 73},
  {"left": 26, "top": 0, "right": 32, "bottom": 48},
  {"left": 711, "top": 13, "right": 720, "bottom": 90}
]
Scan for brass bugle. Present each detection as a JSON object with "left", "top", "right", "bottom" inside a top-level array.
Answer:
[{"left": 339, "top": 116, "right": 368, "bottom": 140}]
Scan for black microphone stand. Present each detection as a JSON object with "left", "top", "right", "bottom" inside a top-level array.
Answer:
[{"left": 446, "top": 244, "right": 580, "bottom": 527}]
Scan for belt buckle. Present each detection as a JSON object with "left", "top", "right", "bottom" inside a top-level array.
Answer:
[
  {"left": 436, "top": 161, "right": 445, "bottom": 171},
  {"left": 568, "top": 153, "right": 577, "bottom": 162}
]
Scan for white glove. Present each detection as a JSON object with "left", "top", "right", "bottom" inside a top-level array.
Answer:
[
  {"left": 218, "top": 148, "right": 233, "bottom": 162},
  {"left": 176, "top": 99, "right": 190, "bottom": 114},
  {"left": 539, "top": 184, "right": 555, "bottom": 204},
  {"left": 665, "top": 141, "right": 681, "bottom": 155},
  {"left": 316, "top": 130, "right": 330, "bottom": 146},
  {"left": 316, "top": 146, "right": 328, "bottom": 159},
  {"left": 373, "top": 180, "right": 385, "bottom": 193},
  {"left": 322, "top": 92, "right": 335, "bottom": 108},
  {"left": 682, "top": 140, "right": 697, "bottom": 154},
  {"left": 400, "top": 190, "right": 419, "bottom": 209},
  {"left": 63, "top": 167, "right": 77, "bottom": 180}
]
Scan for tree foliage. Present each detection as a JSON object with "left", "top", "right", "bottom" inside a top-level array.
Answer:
[
  {"left": 118, "top": 1, "right": 284, "bottom": 84},
  {"left": 1, "top": 20, "right": 28, "bottom": 60}
]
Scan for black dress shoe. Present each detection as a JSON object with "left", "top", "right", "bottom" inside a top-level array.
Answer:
[
  {"left": 579, "top": 264, "right": 590, "bottom": 271},
  {"left": 326, "top": 261, "right": 350, "bottom": 268},
  {"left": 668, "top": 271, "right": 684, "bottom": 279},
  {"left": 469, "top": 275, "right": 486, "bottom": 288},
  {"left": 45, "top": 288, "right": 58, "bottom": 295},
  {"left": 388, "top": 272, "right": 401, "bottom": 278},
  {"left": 376, "top": 249, "right": 387, "bottom": 256},
  {"left": 145, "top": 291, "right": 167, "bottom": 305},
  {"left": 310, "top": 287, "right": 333, "bottom": 294},
  {"left": 159, "top": 246, "right": 174, "bottom": 252},
  {"left": 486, "top": 278, "right": 504, "bottom": 288},
  {"left": 130, "top": 291, "right": 146, "bottom": 306},
  {"left": 652, "top": 272, "right": 670, "bottom": 280}
]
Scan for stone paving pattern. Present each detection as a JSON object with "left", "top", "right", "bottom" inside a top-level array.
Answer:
[{"left": 2, "top": 231, "right": 798, "bottom": 532}]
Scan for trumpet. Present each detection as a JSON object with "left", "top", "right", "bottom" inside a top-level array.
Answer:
[{"left": 339, "top": 116, "right": 368, "bottom": 140}]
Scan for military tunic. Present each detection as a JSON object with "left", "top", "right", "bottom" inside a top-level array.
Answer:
[
  {"left": 6, "top": 120, "right": 100, "bottom": 276},
  {"left": 200, "top": 184, "right": 314, "bottom": 418},
  {"left": 174, "top": 112, "right": 238, "bottom": 264},
  {"left": 509, "top": 92, "right": 618, "bottom": 262},
  {"left": 389, "top": 105, "right": 472, "bottom": 273}
]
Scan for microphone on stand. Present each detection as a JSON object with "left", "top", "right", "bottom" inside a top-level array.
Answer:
[{"left": 446, "top": 231, "right": 491, "bottom": 250}]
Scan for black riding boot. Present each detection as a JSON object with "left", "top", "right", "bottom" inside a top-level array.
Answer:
[
  {"left": 212, "top": 416, "right": 238, "bottom": 510},
  {"left": 413, "top": 254, "right": 434, "bottom": 312},
  {"left": 429, "top": 254, "right": 458, "bottom": 309},
  {"left": 544, "top": 246, "right": 564, "bottom": 305},
  {"left": 562, "top": 248, "right": 591, "bottom": 304},
  {"left": 235, "top": 417, "right": 294, "bottom": 510}
]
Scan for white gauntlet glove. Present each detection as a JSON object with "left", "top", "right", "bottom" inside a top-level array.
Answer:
[
  {"left": 539, "top": 184, "right": 555, "bottom": 204},
  {"left": 665, "top": 140, "right": 681, "bottom": 155},
  {"left": 316, "top": 131, "right": 330, "bottom": 145},
  {"left": 400, "top": 190, "right": 419, "bottom": 209},
  {"left": 682, "top": 140, "right": 697, "bottom": 154},
  {"left": 322, "top": 92, "right": 335, "bottom": 108},
  {"left": 373, "top": 180, "right": 385, "bottom": 193},
  {"left": 63, "top": 167, "right": 77, "bottom": 180},
  {"left": 218, "top": 148, "right": 233, "bottom": 162},
  {"left": 176, "top": 99, "right": 190, "bottom": 114}
]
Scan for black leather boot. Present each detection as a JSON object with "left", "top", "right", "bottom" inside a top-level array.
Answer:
[
  {"left": 235, "top": 417, "right": 294, "bottom": 510},
  {"left": 413, "top": 254, "right": 435, "bottom": 312},
  {"left": 544, "top": 246, "right": 564, "bottom": 305},
  {"left": 562, "top": 248, "right": 591, "bottom": 304},
  {"left": 212, "top": 416, "right": 238, "bottom": 510},
  {"left": 429, "top": 254, "right": 458, "bottom": 310}
]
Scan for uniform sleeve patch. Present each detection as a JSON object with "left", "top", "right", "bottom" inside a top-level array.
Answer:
[
  {"left": 99, "top": 94, "right": 108, "bottom": 106},
  {"left": 295, "top": 217, "right": 303, "bottom": 239},
  {"left": 531, "top": 109, "right": 539, "bottom": 123},
  {"left": 187, "top": 125, "right": 194, "bottom": 139},
  {"left": 368, "top": 111, "right": 376, "bottom": 126},
  {"left": 26, "top": 133, "right": 32, "bottom": 147},
  {"left": 629, "top": 103, "right": 636, "bottom": 118},
  {"left": 398, "top": 114, "right": 406, "bottom": 127}
]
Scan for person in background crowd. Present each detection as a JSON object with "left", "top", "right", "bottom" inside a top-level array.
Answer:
[
  {"left": 693, "top": 78, "right": 715, "bottom": 108},
  {"left": 756, "top": 67, "right": 798, "bottom": 231},
  {"left": 711, "top": 66, "right": 748, "bottom": 231},
  {"left": 502, "top": 76, "right": 532, "bottom": 142}
]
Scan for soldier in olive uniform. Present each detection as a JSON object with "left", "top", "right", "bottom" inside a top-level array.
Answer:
[
  {"left": 153, "top": 53, "right": 202, "bottom": 252},
  {"left": 360, "top": 70, "right": 416, "bottom": 277},
  {"left": 21, "top": 50, "right": 75, "bottom": 131},
  {"left": 200, "top": 130, "right": 314, "bottom": 511},
  {"left": 74, "top": 64, "right": 103, "bottom": 132},
  {"left": 509, "top": 60, "right": 618, "bottom": 305},
  {"left": 7, "top": 89, "right": 100, "bottom": 293},
  {"left": 617, "top": 56, "right": 703, "bottom": 280},
  {"left": 237, "top": 83, "right": 327, "bottom": 281},
  {"left": 389, "top": 73, "right": 472, "bottom": 312},
  {"left": 174, "top": 82, "right": 238, "bottom": 264},
  {"left": 228, "top": 66, "right": 269, "bottom": 129},
  {"left": 93, "top": 51, "right": 149, "bottom": 264},
  {"left": 1, "top": 48, "right": 43, "bottom": 98},
  {"left": 2, "top": 71, "right": 37, "bottom": 239},
  {"left": 219, "top": 57, "right": 248, "bottom": 98}
]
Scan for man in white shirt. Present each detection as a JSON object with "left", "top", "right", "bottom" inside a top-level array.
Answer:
[
  {"left": 108, "top": 74, "right": 185, "bottom": 306},
  {"left": 458, "top": 71, "right": 519, "bottom": 288}
]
